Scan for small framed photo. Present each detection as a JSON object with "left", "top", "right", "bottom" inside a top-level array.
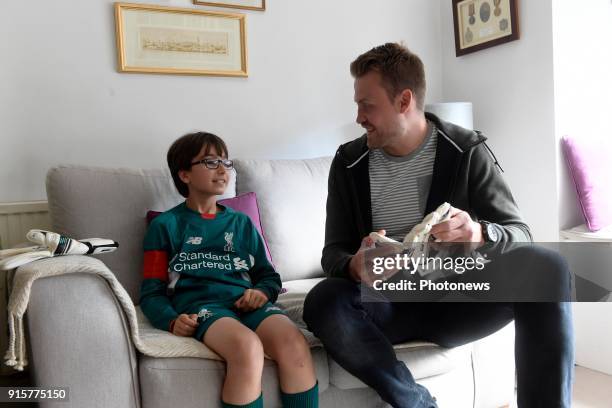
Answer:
[
  {"left": 452, "top": 0, "right": 519, "bottom": 57},
  {"left": 193, "top": 0, "right": 265, "bottom": 11},
  {"left": 114, "top": 2, "right": 248, "bottom": 77}
]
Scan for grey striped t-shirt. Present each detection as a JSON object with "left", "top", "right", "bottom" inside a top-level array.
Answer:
[{"left": 369, "top": 123, "right": 438, "bottom": 241}]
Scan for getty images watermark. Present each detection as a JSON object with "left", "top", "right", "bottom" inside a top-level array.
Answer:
[
  {"left": 360, "top": 242, "right": 612, "bottom": 303},
  {"left": 370, "top": 252, "right": 490, "bottom": 292}
]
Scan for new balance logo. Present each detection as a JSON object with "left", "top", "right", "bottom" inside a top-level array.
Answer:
[{"left": 186, "top": 237, "right": 202, "bottom": 245}]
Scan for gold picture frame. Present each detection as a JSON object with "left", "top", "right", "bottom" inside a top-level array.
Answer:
[
  {"left": 193, "top": 0, "right": 265, "bottom": 11},
  {"left": 114, "top": 2, "right": 248, "bottom": 77},
  {"left": 452, "top": 0, "right": 519, "bottom": 56}
]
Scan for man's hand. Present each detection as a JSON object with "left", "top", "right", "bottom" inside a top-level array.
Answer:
[
  {"left": 430, "top": 206, "right": 484, "bottom": 244},
  {"left": 171, "top": 314, "right": 199, "bottom": 337},
  {"left": 348, "top": 230, "right": 391, "bottom": 283},
  {"left": 234, "top": 288, "right": 269, "bottom": 312}
]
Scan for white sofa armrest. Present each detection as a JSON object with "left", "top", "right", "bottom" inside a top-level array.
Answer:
[{"left": 26, "top": 269, "right": 141, "bottom": 408}]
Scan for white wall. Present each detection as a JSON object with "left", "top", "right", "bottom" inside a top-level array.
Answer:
[
  {"left": 439, "top": 0, "right": 558, "bottom": 241},
  {"left": 553, "top": 0, "right": 612, "bottom": 377},
  {"left": 438, "top": 0, "right": 612, "bottom": 376},
  {"left": 0, "top": 0, "right": 442, "bottom": 202},
  {"left": 553, "top": 0, "right": 612, "bottom": 231}
]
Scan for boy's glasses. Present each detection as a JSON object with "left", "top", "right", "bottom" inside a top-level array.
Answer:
[{"left": 191, "top": 158, "right": 234, "bottom": 170}]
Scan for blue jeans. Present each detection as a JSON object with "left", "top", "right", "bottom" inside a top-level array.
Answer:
[{"left": 303, "top": 246, "right": 574, "bottom": 408}]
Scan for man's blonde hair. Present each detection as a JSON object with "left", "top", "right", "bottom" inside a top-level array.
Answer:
[{"left": 350, "top": 43, "right": 426, "bottom": 110}]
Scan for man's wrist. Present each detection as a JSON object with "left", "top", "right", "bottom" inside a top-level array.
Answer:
[{"left": 478, "top": 220, "right": 499, "bottom": 243}]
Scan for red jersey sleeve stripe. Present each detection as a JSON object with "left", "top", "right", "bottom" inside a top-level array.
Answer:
[{"left": 143, "top": 250, "right": 169, "bottom": 281}]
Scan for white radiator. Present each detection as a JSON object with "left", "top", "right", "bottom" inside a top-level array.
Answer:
[{"left": 0, "top": 201, "right": 51, "bottom": 250}]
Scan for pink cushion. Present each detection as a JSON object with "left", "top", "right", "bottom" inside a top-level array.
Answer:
[
  {"left": 562, "top": 136, "right": 612, "bottom": 231},
  {"left": 146, "top": 192, "right": 273, "bottom": 263}
]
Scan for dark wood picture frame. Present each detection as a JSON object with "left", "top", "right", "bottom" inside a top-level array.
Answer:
[
  {"left": 452, "top": 0, "right": 520, "bottom": 56},
  {"left": 193, "top": 0, "right": 265, "bottom": 11}
]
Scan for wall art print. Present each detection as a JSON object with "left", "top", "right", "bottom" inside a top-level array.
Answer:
[
  {"left": 115, "top": 2, "right": 248, "bottom": 76},
  {"left": 452, "top": 0, "right": 519, "bottom": 56}
]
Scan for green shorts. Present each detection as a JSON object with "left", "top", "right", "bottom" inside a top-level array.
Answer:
[{"left": 190, "top": 302, "right": 286, "bottom": 341}]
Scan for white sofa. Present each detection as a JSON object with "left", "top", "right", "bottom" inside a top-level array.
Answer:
[{"left": 26, "top": 158, "right": 515, "bottom": 407}]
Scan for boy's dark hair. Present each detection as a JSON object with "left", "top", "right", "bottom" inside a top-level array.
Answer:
[
  {"left": 167, "top": 132, "right": 228, "bottom": 198},
  {"left": 350, "top": 42, "right": 426, "bottom": 110}
]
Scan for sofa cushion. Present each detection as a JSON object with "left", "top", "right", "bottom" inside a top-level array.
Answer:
[
  {"left": 219, "top": 192, "right": 273, "bottom": 262},
  {"left": 328, "top": 343, "right": 473, "bottom": 390},
  {"left": 278, "top": 277, "right": 325, "bottom": 330},
  {"left": 279, "top": 277, "right": 474, "bottom": 390},
  {"left": 46, "top": 165, "right": 236, "bottom": 302},
  {"left": 147, "top": 191, "right": 273, "bottom": 263},
  {"left": 562, "top": 136, "right": 612, "bottom": 231},
  {"left": 139, "top": 349, "right": 329, "bottom": 408},
  {"left": 233, "top": 157, "right": 332, "bottom": 281}
]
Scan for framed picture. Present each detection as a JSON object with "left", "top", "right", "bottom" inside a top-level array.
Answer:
[
  {"left": 193, "top": 0, "right": 265, "bottom": 11},
  {"left": 452, "top": 0, "right": 519, "bottom": 56},
  {"left": 114, "top": 2, "right": 248, "bottom": 77}
]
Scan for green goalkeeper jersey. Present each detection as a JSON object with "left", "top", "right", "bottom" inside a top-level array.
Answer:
[{"left": 139, "top": 202, "right": 281, "bottom": 331}]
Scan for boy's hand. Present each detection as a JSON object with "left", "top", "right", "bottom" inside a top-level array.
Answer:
[
  {"left": 171, "top": 314, "right": 199, "bottom": 337},
  {"left": 234, "top": 289, "right": 268, "bottom": 312}
]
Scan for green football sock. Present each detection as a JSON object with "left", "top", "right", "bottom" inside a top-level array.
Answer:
[
  {"left": 281, "top": 381, "right": 319, "bottom": 408},
  {"left": 221, "top": 393, "right": 263, "bottom": 408}
]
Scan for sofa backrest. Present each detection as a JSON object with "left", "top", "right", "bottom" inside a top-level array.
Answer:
[
  {"left": 234, "top": 158, "right": 332, "bottom": 282},
  {"left": 46, "top": 165, "right": 236, "bottom": 302},
  {"left": 46, "top": 157, "right": 331, "bottom": 303}
]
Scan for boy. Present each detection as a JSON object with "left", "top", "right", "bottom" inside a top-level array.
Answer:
[{"left": 140, "top": 132, "right": 318, "bottom": 408}]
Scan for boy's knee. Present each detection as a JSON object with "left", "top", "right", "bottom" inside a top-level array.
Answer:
[
  {"left": 273, "top": 329, "right": 311, "bottom": 366},
  {"left": 227, "top": 332, "right": 264, "bottom": 366},
  {"left": 278, "top": 328, "right": 309, "bottom": 353}
]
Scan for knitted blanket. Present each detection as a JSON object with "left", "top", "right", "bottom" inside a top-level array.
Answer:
[{"left": 4, "top": 255, "right": 322, "bottom": 371}]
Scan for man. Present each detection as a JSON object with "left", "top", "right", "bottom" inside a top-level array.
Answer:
[{"left": 303, "top": 43, "right": 573, "bottom": 407}]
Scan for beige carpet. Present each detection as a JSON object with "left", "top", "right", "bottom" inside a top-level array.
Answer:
[{"left": 509, "top": 364, "right": 612, "bottom": 408}]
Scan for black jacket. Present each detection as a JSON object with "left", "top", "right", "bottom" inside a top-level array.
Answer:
[{"left": 321, "top": 112, "right": 533, "bottom": 279}]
